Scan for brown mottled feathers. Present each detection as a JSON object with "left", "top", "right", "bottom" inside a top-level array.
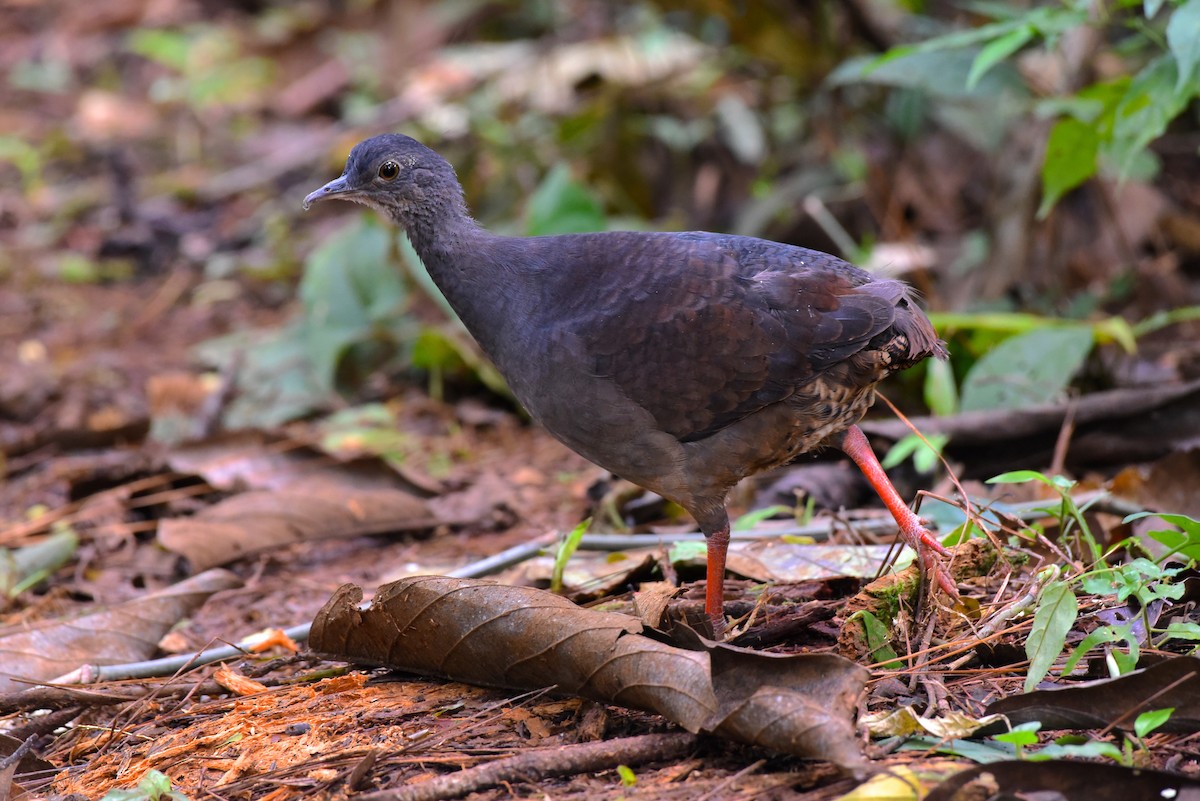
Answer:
[{"left": 529, "top": 231, "right": 944, "bottom": 445}]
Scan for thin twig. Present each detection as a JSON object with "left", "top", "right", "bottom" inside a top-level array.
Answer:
[
  {"left": 356, "top": 732, "right": 699, "bottom": 801},
  {"left": 693, "top": 758, "right": 767, "bottom": 801}
]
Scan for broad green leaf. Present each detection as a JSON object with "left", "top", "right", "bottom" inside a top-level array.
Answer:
[
  {"left": 526, "top": 164, "right": 606, "bottom": 236},
  {"left": 924, "top": 358, "right": 959, "bottom": 416},
  {"left": 968, "top": 24, "right": 1035, "bottom": 89},
  {"left": 1158, "top": 621, "right": 1200, "bottom": 642},
  {"left": 0, "top": 135, "right": 41, "bottom": 189},
  {"left": 1025, "top": 740, "right": 1124, "bottom": 761},
  {"left": 993, "top": 721, "right": 1041, "bottom": 746},
  {"left": 1134, "top": 708, "right": 1174, "bottom": 738},
  {"left": 881, "top": 433, "right": 947, "bottom": 473},
  {"left": 1167, "top": 0, "right": 1200, "bottom": 92},
  {"left": 1038, "top": 117, "right": 1100, "bottom": 217},
  {"left": 833, "top": 48, "right": 1028, "bottom": 99},
  {"left": 192, "top": 323, "right": 335, "bottom": 429},
  {"left": 881, "top": 434, "right": 922, "bottom": 470},
  {"left": 856, "top": 611, "right": 902, "bottom": 669},
  {"left": 897, "top": 735, "right": 1016, "bottom": 763},
  {"left": 1061, "top": 623, "right": 1130, "bottom": 675},
  {"left": 733, "top": 505, "right": 793, "bottom": 530},
  {"left": 960, "top": 327, "right": 1094, "bottom": 411},
  {"left": 1107, "top": 56, "right": 1191, "bottom": 177},
  {"left": 127, "top": 29, "right": 192, "bottom": 72},
  {"left": 410, "top": 326, "right": 510, "bottom": 398},
  {"left": 1024, "top": 579, "right": 1078, "bottom": 692},
  {"left": 299, "top": 216, "right": 409, "bottom": 389},
  {"left": 987, "top": 469, "right": 1051, "bottom": 485},
  {"left": 668, "top": 540, "right": 708, "bottom": 564}
]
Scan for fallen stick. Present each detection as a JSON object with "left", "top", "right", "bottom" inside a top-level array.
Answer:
[{"left": 356, "top": 732, "right": 699, "bottom": 801}]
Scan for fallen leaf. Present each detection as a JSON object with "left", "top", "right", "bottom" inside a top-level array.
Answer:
[
  {"left": 987, "top": 655, "right": 1200, "bottom": 732},
  {"left": 310, "top": 576, "right": 869, "bottom": 769},
  {"left": 926, "top": 759, "right": 1200, "bottom": 801},
  {"left": 0, "top": 569, "right": 242, "bottom": 693},
  {"left": 157, "top": 473, "right": 436, "bottom": 570}
]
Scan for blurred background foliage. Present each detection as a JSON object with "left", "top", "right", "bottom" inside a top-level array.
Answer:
[{"left": 1, "top": 0, "right": 1198, "bottom": 432}]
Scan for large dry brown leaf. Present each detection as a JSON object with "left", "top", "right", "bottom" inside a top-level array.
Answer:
[
  {"left": 310, "top": 576, "right": 868, "bottom": 770},
  {"left": 0, "top": 569, "right": 242, "bottom": 694},
  {"left": 157, "top": 473, "right": 437, "bottom": 570},
  {"left": 926, "top": 759, "right": 1200, "bottom": 801},
  {"left": 987, "top": 655, "right": 1200, "bottom": 732}
]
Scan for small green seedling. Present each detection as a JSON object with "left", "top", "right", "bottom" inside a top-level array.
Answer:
[{"left": 550, "top": 518, "right": 591, "bottom": 594}]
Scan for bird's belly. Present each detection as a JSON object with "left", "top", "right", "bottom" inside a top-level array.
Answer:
[{"left": 682, "top": 381, "right": 877, "bottom": 496}]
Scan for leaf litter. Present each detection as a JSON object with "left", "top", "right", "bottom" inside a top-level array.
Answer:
[{"left": 4, "top": 1, "right": 1200, "bottom": 798}]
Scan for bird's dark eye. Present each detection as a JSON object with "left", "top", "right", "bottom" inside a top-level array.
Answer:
[{"left": 378, "top": 160, "right": 400, "bottom": 181}]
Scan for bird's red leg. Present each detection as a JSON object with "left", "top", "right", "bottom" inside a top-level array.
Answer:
[
  {"left": 839, "top": 425, "right": 958, "bottom": 598},
  {"left": 704, "top": 521, "right": 730, "bottom": 635}
]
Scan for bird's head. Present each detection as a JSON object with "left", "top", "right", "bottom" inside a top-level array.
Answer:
[{"left": 303, "top": 134, "right": 461, "bottom": 222}]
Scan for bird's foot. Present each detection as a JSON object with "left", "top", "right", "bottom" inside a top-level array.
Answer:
[{"left": 901, "top": 519, "right": 959, "bottom": 600}]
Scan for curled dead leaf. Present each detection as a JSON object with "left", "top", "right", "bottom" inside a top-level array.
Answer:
[{"left": 310, "top": 576, "right": 868, "bottom": 769}]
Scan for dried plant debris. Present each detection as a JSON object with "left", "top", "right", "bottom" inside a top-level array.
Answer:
[
  {"left": 925, "top": 759, "right": 1200, "bottom": 801},
  {"left": 0, "top": 569, "right": 242, "bottom": 694},
  {"left": 310, "top": 576, "right": 869, "bottom": 770},
  {"left": 988, "top": 656, "right": 1200, "bottom": 732}
]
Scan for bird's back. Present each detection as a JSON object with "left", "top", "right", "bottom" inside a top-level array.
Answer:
[{"left": 516, "top": 230, "right": 941, "bottom": 441}]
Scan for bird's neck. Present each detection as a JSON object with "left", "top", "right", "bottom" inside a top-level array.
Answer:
[{"left": 396, "top": 201, "right": 531, "bottom": 362}]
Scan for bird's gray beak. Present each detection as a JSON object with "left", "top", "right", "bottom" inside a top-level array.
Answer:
[{"left": 303, "top": 175, "right": 353, "bottom": 210}]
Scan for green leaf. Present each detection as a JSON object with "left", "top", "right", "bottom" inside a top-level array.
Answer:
[
  {"left": 127, "top": 29, "right": 192, "bottom": 72},
  {"left": 1134, "top": 707, "right": 1174, "bottom": 739},
  {"left": 856, "top": 610, "right": 903, "bottom": 669},
  {"left": 1157, "top": 621, "right": 1200, "bottom": 642},
  {"left": 1026, "top": 739, "right": 1125, "bottom": 761},
  {"left": 1124, "top": 511, "right": 1200, "bottom": 566},
  {"left": 298, "top": 216, "right": 410, "bottom": 390},
  {"left": 1039, "top": 117, "right": 1100, "bottom": 217},
  {"left": 551, "top": 518, "right": 591, "bottom": 594},
  {"left": 1106, "top": 56, "right": 1191, "bottom": 177},
  {"left": 993, "top": 721, "right": 1041, "bottom": 747},
  {"left": 881, "top": 433, "right": 948, "bottom": 473},
  {"left": 1061, "top": 624, "right": 1130, "bottom": 676},
  {"left": 924, "top": 358, "right": 959, "bottom": 417},
  {"left": 192, "top": 323, "right": 335, "bottom": 430},
  {"left": 100, "top": 769, "right": 191, "bottom": 801},
  {"left": 835, "top": 48, "right": 1028, "bottom": 99},
  {"left": 1024, "top": 579, "right": 1078, "bottom": 692},
  {"left": 616, "top": 765, "right": 638, "bottom": 786},
  {"left": 0, "top": 135, "right": 41, "bottom": 189},
  {"left": 1167, "top": 0, "right": 1200, "bottom": 92},
  {"left": 733, "top": 505, "right": 793, "bottom": 530},
  {"left": 899, "top": 735, "right": 1017, "bottom": 762},
  {"left": 960, "top": 327, "right": 1094, "bottom": 411},
  {"left": 913, "top": 434, "right": 948, "bottom": 473},
  {"left": 987, "top": 469, "right": 1051, "bottom": 485},
  {"left": 968, "top": 24, "right": 1035, "bottom": 89},
  {"left": 526, "top": 164, "right": 606, "bottom": 236},
  {"left": 668, "top": 540, "right": 708, "bottom": 564},
  {"left": 881, "top": 434, "right": 922, "bottom": 470}
]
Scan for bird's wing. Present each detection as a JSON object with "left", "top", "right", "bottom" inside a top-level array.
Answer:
[{"left": 558, "top": 232, "right": 906, "bottom": 443}]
